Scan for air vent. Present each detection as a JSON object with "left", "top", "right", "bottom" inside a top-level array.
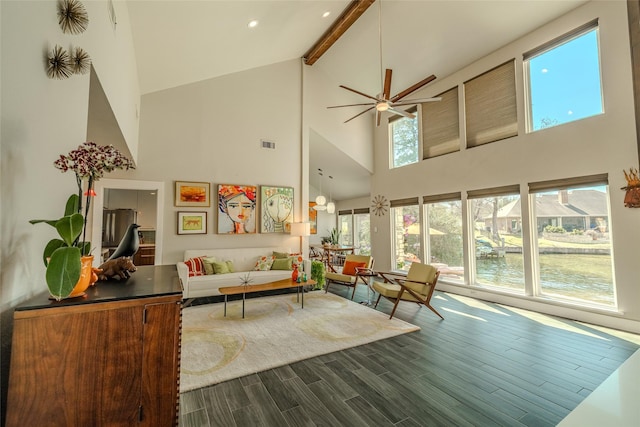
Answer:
[{"left": 261, "top": 140, "right": 276, "bottom": 149}]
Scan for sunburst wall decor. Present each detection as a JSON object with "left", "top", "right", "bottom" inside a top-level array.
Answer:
[
  {"left": 57, "top": 0, "right": 89, "bottom": 35},
  {"left": 70, "top": 47, "right": 91, "bottom": 74},
  {"left": 371, "top": 194, "right": 389, "bottom": 216},
  {"left": 46, "top": 45, "right": 72, "bottom": 79}
]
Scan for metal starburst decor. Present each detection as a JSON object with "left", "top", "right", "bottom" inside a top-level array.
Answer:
[
  {"left": 70, "top": 47, "right": 91, "bottom": 75},
  {"left": 57, "top": 0, "right": 89, "bottom": 35},
  {"left": 239, "top": 273, "right": 253, "bottom": 288},
  {"left": 371, "top": 194, "right": 389, "bottom": 216},
  {"left": 46, "top": 45, "right": 72, "bottom": 79}
]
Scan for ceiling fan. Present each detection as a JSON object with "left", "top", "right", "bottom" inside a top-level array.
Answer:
[
  {"left": 328, "top": 69, "right": 441, "bottom": 126},
  {"left": 327, "top": 1, "right": 441, "bottom": 126}
]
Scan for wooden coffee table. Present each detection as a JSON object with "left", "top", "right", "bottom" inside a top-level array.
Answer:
[{"left": 219, "top": 278, "right": 317, "bottom": 318}]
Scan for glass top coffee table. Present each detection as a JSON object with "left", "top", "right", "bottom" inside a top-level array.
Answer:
[{"left": 219, "top": 278, "right": 317, "bottom": 318}]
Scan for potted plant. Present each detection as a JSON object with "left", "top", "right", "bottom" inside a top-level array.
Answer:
[
  {"left": 328, "top": 227, "right": 341, "bottom": 246},
  {"left": 310, "top": 260, "right": 325, "bottom": 290},
  {"left": 30, "top": 142, "right": 135, "bottom": 300}
]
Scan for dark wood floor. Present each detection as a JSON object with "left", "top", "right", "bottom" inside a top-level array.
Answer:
[{"left": 179, "top": 286, "right": 640, "bottom": 427}]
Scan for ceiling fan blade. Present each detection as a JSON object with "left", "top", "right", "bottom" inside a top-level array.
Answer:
[
  {"left": 387, "top": 107, "right": 416, "bottom": 120},
  {"left": 390, "top": 74, "right": 436, "bottom": 102},
  {"left": 327, "top": 102, "right": 376, "bottom": 109},
  {"left": 391, "top": 97, "right": 442, "bottom": 107},
  {"left": 383, "top": 69, "right": 392, "bottom": 100},
  {"left": 344, "top": 106, "right": 375, "bottom": 123},
  {"left": 339, "top": 85, "right": 381, "bottom": 102}
]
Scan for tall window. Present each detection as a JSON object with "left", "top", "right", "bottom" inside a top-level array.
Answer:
[
  {"left": 468, "top": 186, "right": 524, "bottom": 291},
  {"left": 525, "top": 20, "right": 603, "bottom": 132},
  {"left": 423, "top": 194, "right": 464, "bottom": 283},
  {"left": 353, "top": 209, "right": 371, "bottom": 255},
  {"left": 338, "top": 211, "right": 353, "bottom": 246},
  {"left": 391, "top": 198, "right": 420, "bottom": 271},
  {"left": 390, "top": 113, "right": 418, "bottom": 168},
  {"left": 530, "top": 175, "right": 615, "bottom": 306}
]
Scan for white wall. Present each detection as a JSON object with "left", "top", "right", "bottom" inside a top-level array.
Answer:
[
  {"left": 364, "top": 2, "right": 640, "bottom": 331},
  {"left": 109, "top": 59, "right": 304, "bottom": 262},
  {"left": 1, "top": 0, "right": 140, "bottom": 306}
]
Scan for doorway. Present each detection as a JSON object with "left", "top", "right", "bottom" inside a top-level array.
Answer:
[{"left": 91, "top": 179, "right": 165, "bottom": 265}]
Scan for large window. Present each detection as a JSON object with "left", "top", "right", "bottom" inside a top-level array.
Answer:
[
  {"left": 468, "top": 186, "right": 524, "bottom": 291},
  {"left": 391, "top": 199, "right": 420, "bottom": 271},
  {"left": 525, "top": 20, "right": 603, "bottom": 132},
  {"left": 338, "top": 211, "right": 353, "bottom": 246},
  {"left": 354, "top": 209, "right": 371, "bottom": 255},
  {"left": 390, "top": 114, "right": 418, "bottom": 168},
  {"left": 530, "top": 175, "right": 614, "bottom": 306},
  {"left": 423, "top": 194, "right": 464, "bottom": 283}
]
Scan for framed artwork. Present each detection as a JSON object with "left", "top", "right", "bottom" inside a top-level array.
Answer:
[
  {"left": 217, "top": 184, "right": 257, "bottom": 234},
  {"left": 309, "top": 202, "right": 318, "bottom": 234},
  {"left": 177, "top": 211, "right": 207, "bottom": 235},
  {"left": 260, "top": 186, "right": 293, "bottom": 233},
  {"left": 175, "top": 181, "right": 210, "bottom": 207}
]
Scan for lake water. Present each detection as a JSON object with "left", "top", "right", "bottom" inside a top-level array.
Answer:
[{"left": 464, "top": 253, "right": 615, "bottom": 305}]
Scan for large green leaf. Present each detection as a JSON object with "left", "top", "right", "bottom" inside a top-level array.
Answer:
[
  {"left": 43, "top": 239, "right": 65, "bottom": 266},
  {"left": 64, "top": 194, "right": 80, "bottom": 216},
  {"left": 55, "top": 213, "right": 84, "bottom": 247},
  {"left": 46, "top": 247, "right": 81, "bottom": 300},
  {"left": 29, "top": 219, "right": 58, "bottom": 227}
]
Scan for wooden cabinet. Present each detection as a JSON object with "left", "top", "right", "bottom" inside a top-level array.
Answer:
[
  {"left": 134, "top": 244, "right": 156, "bottom": 266},
  {"left": 6, "top": 265, "right": 182, "bottom": 427}
]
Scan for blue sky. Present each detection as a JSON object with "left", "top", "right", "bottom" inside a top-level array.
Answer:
[{"left": 529, "top": 29, "right": 603, "bottom": 130}]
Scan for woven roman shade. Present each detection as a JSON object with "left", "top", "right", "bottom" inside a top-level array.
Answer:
[
  {"left": 464, "top": 60, "right": 518, "bottom": 148},
  {"left": 390, "top": 197, "right": 419, "bottom": 208},
  {"left": 523, "top": 19, "right": 599, "bottom": 60},
  {"left": 467, "top": 184, "right": 520, "bottom": 199},
  {"left": 423, "top": 192, "right": 462, "bottom": 204},
  {"left": 422, "top": 87, "right": 460, "bottom": 159},
  {"left": 353, "top": 208, "right": 370, "bottom": 214},
  {"left": 529, "top": 174, "right": 608, "bottom": 193}
]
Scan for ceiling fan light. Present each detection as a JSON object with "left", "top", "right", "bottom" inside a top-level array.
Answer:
[
  {"left": 315, "top": 195, "right": 326, "bottom": 206},
  {"left": 326, "top": 202, "right": 335, "bottom": 214},
  {"left": 376, "top": 102, "right": 389, "bottom": 112}
]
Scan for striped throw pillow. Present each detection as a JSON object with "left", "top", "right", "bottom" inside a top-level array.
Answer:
[{"left": 185, "top": 257, "right": 205, "bottom": 277}]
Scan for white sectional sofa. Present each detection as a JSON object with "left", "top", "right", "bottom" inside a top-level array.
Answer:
[{"left": 178, "top": 247, "right": 302, "bottom": 299}]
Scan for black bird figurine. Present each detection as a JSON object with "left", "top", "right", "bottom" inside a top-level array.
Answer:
[{"left": 107, "top": 223, "right": 140, "bottom": 261}]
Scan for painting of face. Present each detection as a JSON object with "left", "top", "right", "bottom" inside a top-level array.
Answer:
[
  {"left": 218, "top": 184, "right": 257, "bottom": 234},
  {"left": 260, "top": 186, "right": 293, "bottom": 233}
]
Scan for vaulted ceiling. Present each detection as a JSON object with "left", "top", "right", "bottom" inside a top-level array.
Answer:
[{"left": 126, "top": 0, "right": 588, "bottom": 200}]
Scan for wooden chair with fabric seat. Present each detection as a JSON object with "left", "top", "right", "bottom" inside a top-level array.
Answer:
[
  {"left": 324, "top": 254, "right": 373, "bottom": 300},
  {"left": 373, "top": 262, "right": 443, "bottom": 320}
]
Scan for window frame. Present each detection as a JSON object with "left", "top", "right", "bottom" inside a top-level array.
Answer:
[{"left": 523, "top": 19, "right": 604, "bottom": 133}]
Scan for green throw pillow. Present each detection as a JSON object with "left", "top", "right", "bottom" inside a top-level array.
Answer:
[
  {"left": 202, "top": 256, "right": 217, "bottom": 275},
  {"left": 212, "top": 260, "right": 230, "bottom": 274},
  {"left": 271, "top": 257, "right": 293, "bottom": 270},
  {"left": 225, "top": 260, "right": 235, "bottom": 273},
  {"left": 272, "top": 251, "right": 289, "bottom": 259}
]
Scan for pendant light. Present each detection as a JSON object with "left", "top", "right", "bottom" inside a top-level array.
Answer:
[
  {"left": 314, "top": 169, "right": 327, "bottom": 211},
  {"left": 326, "top": 175, "right": 335, "bottom": 214}
]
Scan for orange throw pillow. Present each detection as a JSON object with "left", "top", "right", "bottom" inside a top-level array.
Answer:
[{"left": 342, "top": 261, "right": 367, "bottom": 276}]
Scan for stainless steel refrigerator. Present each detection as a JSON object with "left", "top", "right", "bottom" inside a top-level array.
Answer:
[{"left": 102, "top": 209, "right": 137, "bottom": 247}]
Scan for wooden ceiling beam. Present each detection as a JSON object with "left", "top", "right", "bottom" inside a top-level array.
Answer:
[{"left": 303, "top": 0, "right": 376, "bottom": 66}]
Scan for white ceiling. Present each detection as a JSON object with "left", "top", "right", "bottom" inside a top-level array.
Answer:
[{"left": 126, "top": 0, "right": 588, "bottom": 200}]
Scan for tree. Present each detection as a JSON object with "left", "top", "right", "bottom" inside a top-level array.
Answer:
[{"left": 392, "top": 117, "right": 418, "bottom": 167}]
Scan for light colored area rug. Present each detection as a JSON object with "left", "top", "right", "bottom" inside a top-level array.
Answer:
[{"left": 180, "top": 291, "right": 420, "bottom": 392}]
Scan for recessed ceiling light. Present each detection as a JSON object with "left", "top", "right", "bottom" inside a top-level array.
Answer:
[
  {"left": 541, "top": 68, "right": 548, "bottom": 73},
  {"left": 248, "top": 20, "right": 258, "bottom": 28},
  {"left": 322, "top": 11, "right": 331, "bottom": 18}
]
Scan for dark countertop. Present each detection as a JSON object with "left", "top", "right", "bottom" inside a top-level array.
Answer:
[{"left": 15, "top": 265, "right": 182, "bottom": 311}]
